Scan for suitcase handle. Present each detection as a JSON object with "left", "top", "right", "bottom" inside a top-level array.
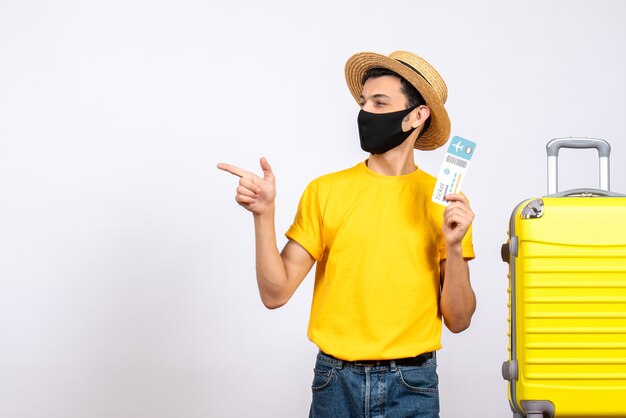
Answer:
[{"left": 546, "top": 137, "right": 611, "bottom": 195}]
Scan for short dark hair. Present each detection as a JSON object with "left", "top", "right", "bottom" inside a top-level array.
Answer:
[{"left": 362, "top": 67, "right": 431, "bottom": 133}]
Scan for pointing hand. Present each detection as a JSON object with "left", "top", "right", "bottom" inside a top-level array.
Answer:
[{"left": 217, "top": 157, "right": 276, "bottom": 216}]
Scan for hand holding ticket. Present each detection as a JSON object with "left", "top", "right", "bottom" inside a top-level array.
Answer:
[{"left": 432, "top": 136, "right": 476, "bottom": 206}]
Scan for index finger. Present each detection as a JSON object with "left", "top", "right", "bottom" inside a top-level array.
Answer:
[
  {"left": 216, "top": 163, "right": 250, "bottom": 179},
  {"left": 444, "top": 193, "right": 470, "bottom": 205}
]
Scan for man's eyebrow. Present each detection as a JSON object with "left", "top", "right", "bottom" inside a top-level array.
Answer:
[{"left": 359, "top": 93, "right": 392, "bottom": 101}]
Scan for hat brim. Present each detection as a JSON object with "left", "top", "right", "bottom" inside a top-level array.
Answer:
[{"left": 345, "top": 52, "right": 450, "bottom": 151}]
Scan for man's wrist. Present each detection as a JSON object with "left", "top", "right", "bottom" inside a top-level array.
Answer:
[
  {"left": 253, "top": 204, "right": 276, "bottom": 221},
  {"left": 445, "top": 241, "right": 463, "bottom": 258}
]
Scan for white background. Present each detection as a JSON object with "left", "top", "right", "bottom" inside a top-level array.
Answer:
[{"left": 1, "top": 1, "right": 626, "bottom": 417}]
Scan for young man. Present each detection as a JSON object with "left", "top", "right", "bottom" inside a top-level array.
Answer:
[{"left": 218, "top": 50, "right": 476, "bottom": 418}]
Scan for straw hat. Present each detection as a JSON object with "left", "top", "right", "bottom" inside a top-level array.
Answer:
[{"left": 345, "top": 51, "right": 451, "bottom": 151}]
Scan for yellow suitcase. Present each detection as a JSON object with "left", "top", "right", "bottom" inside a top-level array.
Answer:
[{"left": 502, "top": 138, "right": 626, "bottom": 418}]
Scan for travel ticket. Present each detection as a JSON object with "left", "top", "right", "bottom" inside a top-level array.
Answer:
[{"left": 432, "top": 136, "right": 476, "bottom": 206}]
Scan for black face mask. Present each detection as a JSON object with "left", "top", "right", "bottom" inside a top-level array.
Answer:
[{"left": 357, "top": 105, "right": 418, "bottom": 154}]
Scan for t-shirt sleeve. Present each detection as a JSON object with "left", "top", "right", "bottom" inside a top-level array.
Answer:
[{"left": 285, "top": 181, "right": 325, "bottom": 261}]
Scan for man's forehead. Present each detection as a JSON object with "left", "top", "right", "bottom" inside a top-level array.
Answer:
[{"left": 360, "top": 75, "right": 404, "bottom": 97}]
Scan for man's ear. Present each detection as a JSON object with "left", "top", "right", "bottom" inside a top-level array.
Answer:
[{"left": 410, "top": 105, "right": 431, "bottom": 129}]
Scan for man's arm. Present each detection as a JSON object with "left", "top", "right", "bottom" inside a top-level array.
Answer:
[
  {"left": 218, "top": 158, "right": 315, "bottom": 309},
  {"left": 254, "top": 208, "right": 315, "bottom": 308},
  {"left": 439, "top": 193, "right": 476, "bottom": 333}
]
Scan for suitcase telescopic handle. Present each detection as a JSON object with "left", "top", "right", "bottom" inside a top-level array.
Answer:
[{"left": 546, "top": 137, "right": 611, "bottom": 195}]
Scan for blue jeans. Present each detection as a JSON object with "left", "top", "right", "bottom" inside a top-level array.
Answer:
[{"left": 309, "top": 351, "right": 439, "bottom": 418}]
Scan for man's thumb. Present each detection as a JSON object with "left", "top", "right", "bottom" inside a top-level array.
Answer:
[{"left": 259, "top": 157, "right": 273, "bottom": 179}]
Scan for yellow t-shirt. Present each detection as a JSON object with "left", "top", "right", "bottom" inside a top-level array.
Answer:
[{"left": 286, "top": 161, "right": 475, "bottom": 361}]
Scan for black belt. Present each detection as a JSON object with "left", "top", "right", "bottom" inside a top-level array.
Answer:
[{"left": 326, "top": 351, "right": 433, "bottom": 367}]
